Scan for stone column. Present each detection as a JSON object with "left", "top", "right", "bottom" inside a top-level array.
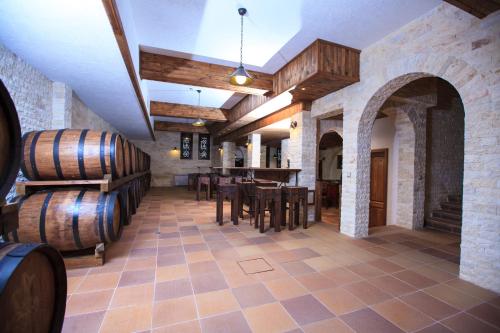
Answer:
[
  {"left": 281, "top": 139, "right": 290, "bottom": 168},
  {"left": 246, "top": 133, "right": 261, "bottom": 167},
  {"left": 260, "top": 145, "right": 267, "bottom": 167},
  {"left": 289, "top": 111, "right": 317, "bottom": 221},
  {"left": 221, "top": 141, "right": 235, "bottom": 175},
  {"left": 51, "top": 82, "right": 72, "bottom": 129}
]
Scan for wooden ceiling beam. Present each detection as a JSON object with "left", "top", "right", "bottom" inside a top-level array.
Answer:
[
  {"left": 443, "top": 0, "right": 500, "bottom": 18},
  {"left": 101, "top": 0, "right": 155, "bottom": 140},
  {"left": 215, "top": 101, "right": 311, "bottom": 144},
  {"left": 140, "top": 50, "right": 273, "bottom": 95},
  {"left": 151, "top": 101, "right": 227, "bottom": 122},
  {"left": 154, "top": 121, "right": 209, "bottom": 133}
]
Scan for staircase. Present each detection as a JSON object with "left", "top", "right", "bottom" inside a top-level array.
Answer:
[{"left": 425, "top": 195, "right": 462, "bottom": 234}]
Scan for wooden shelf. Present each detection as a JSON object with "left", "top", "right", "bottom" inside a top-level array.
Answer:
[{"left": 16, "top": 171, "right": 151, "bottom": 195}]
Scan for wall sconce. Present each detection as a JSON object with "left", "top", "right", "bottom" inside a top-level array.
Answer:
[
  {"left": 172, "top": 147, "right": 178, "bottom": 152},
  {"left": 218, "top": 145, "right": 223, "bottom": 151},
  {"left": 245, "top": 138, "right": 252, "bottom": 146},
  {"left": 290, "top": 120, "right": 298, "bottom": 129}
]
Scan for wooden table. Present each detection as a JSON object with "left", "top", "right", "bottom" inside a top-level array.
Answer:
[{"left": 211, "top": 167, "right": 301, "bottom": 186}]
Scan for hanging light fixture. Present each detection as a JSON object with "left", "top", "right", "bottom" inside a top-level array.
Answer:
[
  {"left": 229, "top": 8, "right": 253, "bottom": 86},
  {"left": 192, "top": 89, "right": 206, "bottom": 127}
]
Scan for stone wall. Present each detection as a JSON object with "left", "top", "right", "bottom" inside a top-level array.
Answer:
[
  {"left": 311, "top": 4, "right": 500, "bottom": 291},
  {"left": 133, "top": 132, "right": 213, "bottom": 186},
  {"left": 425, "top": 100, "right": 465, "bottom": 217},
  {"left": 71, "top": 92, "right": 118, "bottom": 133}
]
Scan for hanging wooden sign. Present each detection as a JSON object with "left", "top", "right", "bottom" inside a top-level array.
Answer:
[
  {"left": 180, "top": 132, "right": 193, "bottom": 159},
  {"left": 198, "top": 134, "right": 210, "bottom": 160}
]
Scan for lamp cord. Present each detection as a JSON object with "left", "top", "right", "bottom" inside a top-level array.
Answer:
[{"left": 240, "top": 12, "right": 244, "bottom": 66}]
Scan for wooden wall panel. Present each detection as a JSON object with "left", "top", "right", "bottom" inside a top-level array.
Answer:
[
  {"left": 154, "top": 121, "right": 209, "bottom": 133},
  {"left": 444, "top": 0, "right": 500, "bottom": 18},
  {"left": 150, "top": 101, "right": 227, "bottom": 122}
]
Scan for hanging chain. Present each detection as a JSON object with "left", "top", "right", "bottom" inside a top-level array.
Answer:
[
  {"left": 240, "top": 13, "right": 244, "bottom": 66},
  {"left": 197, "top": 89, "right": 201, "bottom": 106}
]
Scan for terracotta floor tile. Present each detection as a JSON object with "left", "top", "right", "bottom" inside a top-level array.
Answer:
[
  {"left": 423, "top": 284, "right": 482, "bottom": 310},
  {"left": 152, "top": 296, "right": 197, "bottom": 328},
  {"left": 155, "top": 278, "right": 193, "bottom": 301},
  {"left": 111, "top": 283, "right": 154, "bottom": 308},
  {"left": 393, "top": 270, "right": 438, "bottom": 289},
  {"left": 414, "top": 323, "right": 454, "bottom": 333},
  {"left": 67, "top": 276, "right": 85, "bottom": 294},
  {"left": 62, "top": 311, "right": 105, "bottom": 333},
  {"left": 125, "top": 256, "right": 157, "bottom": 271},
  {"left": 156, "top": 264, "right": 189, "bottom": 282},
  {"left": 195, "top": 289, "right": 240, "bottom": 317},
  {"left": 157, "top": 253, "right": 186, "bottom": 267},
  {"left": 347, "top": 263, "right": 386, "bottom": 278},
  {"left": 446, "top": 278, "right": 499, "bottom": 301},
  {"left": 130, "top": 247, "right": 157, "bottom": 258},
  {"left": 441, "top": 312, "right": 499, "bottom": 333},
  {"left": 368, "top": 275, "right": 417, "bottom": 296},
  {"left": 200, "top": 311, "right": 252, "bottom": 333},
  {"left": 295, "top": 272, "right": 336, "bottom": 291},
  {"left": 321, "top": 267, "right": 363, "bottom": 286},
  {"left": 281, "top": 261, "right": 316, "bottom": 276},
  {"left": 183, "top": 242, "right": 208, "bottom": 253},
  {"left": 410, "top": 264, "right": 456, "bottom": 283},
  {"left": 341, "top": 308, "right": 404, "bottom": 333},
  {"left": 365, "top": 246, "right": 398, "bottom": 257},
  {"left": 400, "top": 291, "right": 459, "bottom": 320},
  {"left": 244, "top": 302, "right": 297, "bottom": 333},
  {"left": 224, "top": 270, "right": 259, "bottom": 288},
  {"left": 281, "top": 294, "right": 334, "bottom": 326},
  {"left": 467, "top": 302, "right": 500, "bottom": 328},
  {"left": 343, "top": 281, "right": 392, "bottom": 305},
  {"left": 191, "top": 271, "right": 228, "bottom": 294},
  {"left": 233, "top": 283, "right": 275, "bottom": 308},
  {"left": 188, "top": 260, "right": 220, "bottom": 276},
  {"left": 76, "top": 272, "right": 120, "bottom": 293},
  {"left": 302, "top": 318, "right": 354, "bottom": 333},
  {"left": 372, "top": 298, "right": 435, "bottom": 332},
  {"left": 119, "top": 269, "right": 155, "bottom": 287},
  {"left": 65, "top": 289, "right": 114, "bottom": 316},
  {"left": 238, "top": 257, "right": 273, "bottom": 274},
  {"left": 100, "top": 304, "right": 152, "bottom": 333},
  {"left": 153, "top": 320, "right": 201, "bottom": 333},
  {"left": 303, "top": 256, "right": 338, "bottom": 272},
  {"left": 314, "top": 287, "right": 365, "bottom": 315},
  {"left": 264, "top": 277, "right": 309, "bottom": 300},
  {"left": 157, "top": 245, "right": 183, "bottom": 256},
  {"left": 185, "top": 250, "right": 214, "bottom": 263},
  {"left": 367, "top": 258, "right": 405, "bottom": 273},
  {"left": 289, "top": 247, "right": 321, "bottom": 261}
]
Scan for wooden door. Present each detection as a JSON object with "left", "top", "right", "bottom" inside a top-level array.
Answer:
[{"left": 369, "top": 149, "right": 388, "bottom": 227}]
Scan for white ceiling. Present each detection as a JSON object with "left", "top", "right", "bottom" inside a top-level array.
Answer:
[{"left": 0, "top": 0, "right": 442, "bottom": 140}]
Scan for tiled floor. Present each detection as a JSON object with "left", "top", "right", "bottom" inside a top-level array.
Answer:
[{"left": 63, "top": 187, "right": 500, "bottom": 333}]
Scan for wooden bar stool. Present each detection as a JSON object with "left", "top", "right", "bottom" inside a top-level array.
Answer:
[
  {"left": 281, "top": 186, "right": 308, "bottom": 230},
  {"left": 188, "top": 173, "right": 198, "bottom": 191},
  {"left": 255, "top": 187, "right": 282, "bottom": 233},
  {"left": 237, "top": 181, "right": 255, "bottom": 220},
  {"left": 196, "top": 176, "right": 211, "bottom": 201},
  {"left": 216, "top": 184, "right": 239, "bottom": 226}
]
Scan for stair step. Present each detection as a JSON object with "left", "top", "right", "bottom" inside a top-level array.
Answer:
[
  {"left": 441, "top": 202, "right": 462, "bottom": 212},
  {"left": 425, "top": 218, "right": 462, "bottom": 235},
  {"left": 432, "top": 210, "right": 461, "bottom": 221}
]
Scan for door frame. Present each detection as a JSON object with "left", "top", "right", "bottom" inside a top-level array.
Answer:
[{"left": 369, "top": 148, "right": 388, "bottom": 227}]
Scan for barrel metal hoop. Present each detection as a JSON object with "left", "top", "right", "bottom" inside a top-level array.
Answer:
[
  {"left": 110, "top": 133, "right": 117, "bottom": 179},
  {"left": 106, "top": 191, "right": 118, "bottom": 241},
  {"left": 53, "top": 129, "right": 65, "bottom": 179},
  {"left": 72, "top": 190, "right": 87, "bottom": 249},
  {"left": 99, "top": 132, "right": 107, "bottom": 177},
  {"left": 96, "top": 192, "right": 106, "bottom": 243},
  {"left": 0, "top": 243, "right": 39, "bottom": 293},
  {"left": 77, "top": 129, "right": 89, "bottom": 180},
  {"left": 12, "top": 229, "right": 19, "bottom": 242},
  {"left": 29, "top": 131, "right": 42, "bottom": 180},
  {"left": 19, "top": 132, "right": 30, "bottom": 178},
  {"left": 39, "top": 192, "right": 53, "bottom": 244}
]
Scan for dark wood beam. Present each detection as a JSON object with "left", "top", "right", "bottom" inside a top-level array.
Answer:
[
  {"left": 140, "top": 50, "right": 273, "bottom": 95},
  {"left": 102, "top": 0, "right": 155, "bottom": 140},
  {"left": 444, "top": 0, "right": 500, "bottom": 18},
  {"left": 154, "top": 121, "right": 209, "bottom": 133},
  {"left": 274, "top": 39, "right": 360, "bottom": 102},
  {"left": 216, "top": 101, "right": 311, "bottom": 144},
  {"left": 151, "top": 101, "right": 227, "bottom": 122}
]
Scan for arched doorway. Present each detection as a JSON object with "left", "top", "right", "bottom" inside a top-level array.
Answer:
[
  {"left": 316, "top": 131, "right": 343, "bottom": 230},
  {"left": 357, "top": 76, "right": 464, "bottom": 238}
]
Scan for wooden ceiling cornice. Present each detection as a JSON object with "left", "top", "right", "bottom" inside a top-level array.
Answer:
[
  {"left": 215, "top": 101, "right": 311, "bottom": 144},
  {"left": 150, "top": 101, "right": 227, "bottom": 122},
  {"left": 102, "top": 0, "right": 155, "bottom": 140},
  {"left": 444, "top": 0, "right": 500, "bottom": 18},
  {"left": 154, "top": 121, "right": 209, "bottom": 133},
  {"left": 140, "top": 51, "right": 274, "bottom": 95}
]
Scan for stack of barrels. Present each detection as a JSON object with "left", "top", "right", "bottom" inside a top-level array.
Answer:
[
  {"left": 0, "top": 78, "right": 67, "bottom": 332},
  {"left": 4, "top": 129, "right": 151, "bottom": 252}
]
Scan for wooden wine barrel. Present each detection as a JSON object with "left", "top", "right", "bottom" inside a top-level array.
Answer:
[
  {"left": 117, "top": 186, "right": 132, "bottom": 225},
  {"left": 126, "top": 183, "right": 137, "bottom": 215},
  {"left": 5, "top": 189, "right": 124, "bottom": 251},
  {"left": 122, "top": 139, "right": 131, "bottom": 176},
  {"left": 130, "top": 142, "right": 137, "bottom": 174},
  {"left": 21, "top": 130, "right": 125, "bottom": 180},
  {"left": 0, "top": 242, "right": 66, "bottom": 333},
  {"left": 0, "top": 79, "right": 22, "bottom": 202}
]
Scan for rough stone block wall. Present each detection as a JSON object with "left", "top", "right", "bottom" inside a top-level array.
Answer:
[
  {"left": 280, "top": 139, "right": 290, "bottom": 168},
  {"left": 51, "top": 82, "right": 72, "bottom": 128},
  {"left": 311, "top": 4, "right": 500, "bottom": 291},
  {"left": 247, "top": 133, "right": 261, "bottom": 168},
  {"left": 222, "top": 141, "right": 235, "bottom": 175},
  {"left": 133, "top": 132, "right": 212, "bottom": 186},
  {"left": 71, "top": 92, "right": 118, "bottom": 133},
  {"left": 425, "top": 100, "right": 465, "bottom": 218}
]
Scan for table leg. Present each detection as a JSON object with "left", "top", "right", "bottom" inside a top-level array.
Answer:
[
  {"left": 216, "top": 191, "right": 223, "bottom": 225},
  {"left": 303, "top": 197, "right": 308, "bottom": 229},
  {"left": 259, "top": 198, "right": 265, "bottom": 233},
  {"left": 274, "top": 197, "right": 281, "bottom": 232}
]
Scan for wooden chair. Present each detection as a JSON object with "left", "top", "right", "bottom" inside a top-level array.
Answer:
[
  {"left": 281, "top": 186, "right": 308, "bottom": 230},
  {"left": 187, "top": 173, "right": 198, "bottom": 191},
  {"left": 216, "top": 184, "right": 239, "bottom": 226},
  {"left": 255, "top": 186, "right": 282, "bottom": 233},
  {"left": 196, "top": 176, "right": 211, "bottom": 201}
]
